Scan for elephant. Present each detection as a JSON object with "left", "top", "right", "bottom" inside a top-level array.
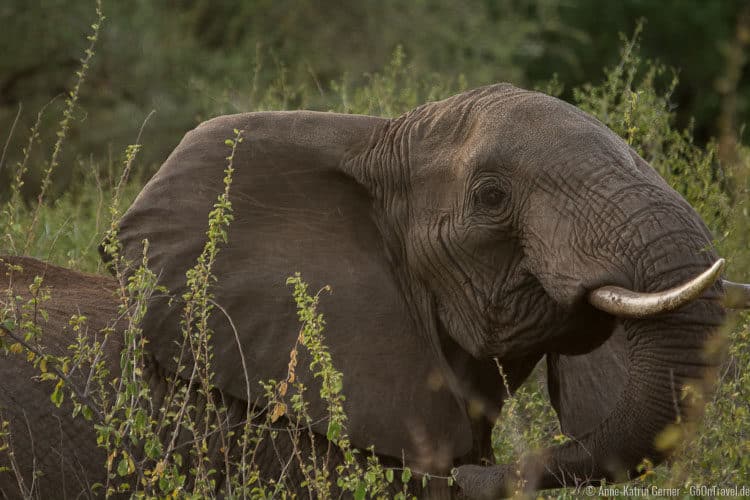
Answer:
[
  {"left": 2, "top": 83, "right": 748, "bottom": 498},
  {"left": 0, "top": 257, "right": 122, "bottom": 499}
]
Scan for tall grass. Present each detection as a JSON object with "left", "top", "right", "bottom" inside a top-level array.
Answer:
[{"left": 0, "top": 6, "right": 748, "bottom": 499}]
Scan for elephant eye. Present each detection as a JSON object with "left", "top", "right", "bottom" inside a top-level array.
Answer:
[{"left": 475, "top": 183, "right": 504, "bottom": 209}]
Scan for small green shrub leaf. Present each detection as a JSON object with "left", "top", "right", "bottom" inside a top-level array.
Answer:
[
  {"left": 385, "top": 469, "right": 394, "bottom": 483},
  {"left": 354, "top": 481, "right": 366, "bottom": 500},
  {"left": 327, "top": 421, "right": 341, "bottom": 442},
  {"left": 50, "top": 380, "right": 64, "bottom": 407},
  {"left": 401, "top": 468, "right": 411, "bottom": 484}
]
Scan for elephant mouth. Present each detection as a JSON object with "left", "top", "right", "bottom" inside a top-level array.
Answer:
[{"left": 485, "top": 279, "right": 615, "bottom": 359}]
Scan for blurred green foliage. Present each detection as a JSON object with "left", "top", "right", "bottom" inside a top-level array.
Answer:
[{"left": 2, "top": 0, "right": 748, "bottom": 203}]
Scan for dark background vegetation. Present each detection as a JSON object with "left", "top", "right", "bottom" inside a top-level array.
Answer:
[{"left": 1, "top": 0, "right": 749, "bottom": 201}]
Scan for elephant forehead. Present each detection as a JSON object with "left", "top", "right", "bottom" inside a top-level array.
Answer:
[
  {"left": 480, "top": 95, "right": 626, "bottom": 160},
  {"left": 405, "top": 85, "right": 632, "bottom": 184}
]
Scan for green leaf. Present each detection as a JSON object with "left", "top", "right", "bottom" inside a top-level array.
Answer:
[
  {"left": 117, "top": 456, "right": 129, "bottom": 476},
  {"left": 385, "top": 469, "right": 394, "bottom": 483},
  {"left": 422, "top": 473, "right": 430, "bottom": 488},
  {"left": 331, "top": 375, "right": 343, "bottom": 394},
  {"left": 159, "top": 475, "right": 171, "bottom": 493},
  {"left": 327, "top": 421, "right": 341, "bottom": 441},
  {"left": 354, "top": 481, "right": 366, "bottom": 500},
  {"left": 50, "top": 380, "right": 64, "bottom": 407},
  {"left": 145, "top": 438, "right": 162, "bottom": 460},
  {"left": 134, "top": 409, "right": 147, "bottom": 429},
  {"left": 401, "top": 467, "right": 411, "bottom": 484}
]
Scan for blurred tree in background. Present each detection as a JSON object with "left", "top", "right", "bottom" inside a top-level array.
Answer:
[{"left": 1, "top": 0, "right": 748, "bottom": 200}]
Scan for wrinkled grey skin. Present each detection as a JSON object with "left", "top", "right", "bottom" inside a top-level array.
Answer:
[
  {"left": 1, "top": 84, "right": 725, "bottom": 498},
  {"left": 0, "top": 258, "right": 120, "bottom": 499}
]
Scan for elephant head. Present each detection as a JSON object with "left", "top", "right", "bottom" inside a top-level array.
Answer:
[{"left": 111, "top": 84, "right": 742, "bottom": 494}]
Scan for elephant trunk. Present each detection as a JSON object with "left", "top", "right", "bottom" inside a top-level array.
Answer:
[
  {"left": 526, "top": 263, "right": 724, "bottom": 493},
  {"left": 533, "top": 292, "right": 724, "bottom": 488},
  {"left": 528, "top": 164, "right": 727, "bottom": 486},
  {"left": 456, "top": 264, "right": 726, "bottom": 499}
]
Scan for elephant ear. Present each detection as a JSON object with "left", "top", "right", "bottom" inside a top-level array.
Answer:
[
  {"left": 112, "top": 111, "right": 474, "bottom": 463},
  {"left": 546, "top": 325, "right": 628, "bottom": 438}
]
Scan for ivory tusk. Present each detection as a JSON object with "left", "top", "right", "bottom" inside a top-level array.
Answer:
[{"left": 588, "top": 259, "right": 725, "bottom": 318}]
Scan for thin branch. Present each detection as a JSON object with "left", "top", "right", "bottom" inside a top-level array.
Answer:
[{"left": 0, "top": 102, "right": 22, "bottom": 175}]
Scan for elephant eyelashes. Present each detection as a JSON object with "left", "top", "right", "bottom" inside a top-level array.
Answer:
[{"left": 474, "top": 183, "right": 504, "bottom": 209}]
